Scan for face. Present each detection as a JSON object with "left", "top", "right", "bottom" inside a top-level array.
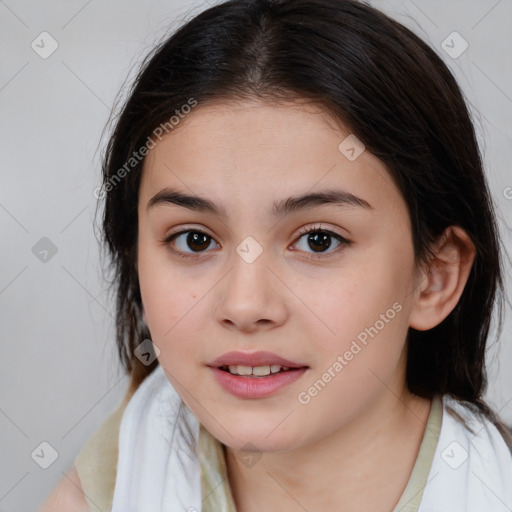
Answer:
[{"left": 137, "top": 99, "right": 422, "bottom": 453}]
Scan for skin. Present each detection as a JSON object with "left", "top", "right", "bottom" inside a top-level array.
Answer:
[
  {"left": 135, "top": 98, "right": 476, "bottom": 511},
  {"left": 38, "top": 465, "right": 90, "bottom": 512}
]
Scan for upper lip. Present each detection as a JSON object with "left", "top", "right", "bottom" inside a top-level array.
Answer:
[{"left": 209, "top": 351, "right": 308, "bottom": 368}]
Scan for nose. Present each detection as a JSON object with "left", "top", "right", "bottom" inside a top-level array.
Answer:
[{"left": 213, "top": 248, "right": 288, "bottom": 334}]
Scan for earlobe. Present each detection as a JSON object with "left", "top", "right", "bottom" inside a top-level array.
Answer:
[{"left": 409, "top": 226, "right": 476, "bottom": 331}]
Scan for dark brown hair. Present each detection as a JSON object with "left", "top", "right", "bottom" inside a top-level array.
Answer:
[{"left": 95, "top": 0, "right": 512, "bottom": 446}]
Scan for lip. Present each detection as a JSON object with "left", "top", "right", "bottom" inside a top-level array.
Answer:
[
  {"left": 208, "top": 351, "right": 307, "bottom": 368},
  {"left": 209, "top": 366, "right": 308, "bottom": 399}
]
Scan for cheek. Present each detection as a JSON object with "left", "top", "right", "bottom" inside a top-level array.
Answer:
[
  {"left": 138, "top": 244, "right": 196, "bottom": 343},
  {"left": 303, "top": 247, "right": 413, "bottom": 391},
  {"left": 294, "top": 278, "right": 411, "bottom": 440},
  {"left": 137, "top": 247, "right": 223, "bottom": 397},
  {"left": 308, "top": 260, "right": 407, "bottom": 343}
]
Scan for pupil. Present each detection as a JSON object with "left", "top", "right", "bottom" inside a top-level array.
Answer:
[
  {"left": 188, "top": 232, "right": 210, "bottom": 251},
  {"left": 308, "top": 232, "right": 331, "bottom": 252}
]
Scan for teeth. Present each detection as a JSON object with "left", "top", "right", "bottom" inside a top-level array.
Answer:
[
  {"left": 237, "top": 365, "right": 253, "bottom": 376},
  {"left": 226, "top": 364, "right": 291, "bottom": 376},
  {"left": 253, "top": 365, "right": 271, "bottom": 376}
]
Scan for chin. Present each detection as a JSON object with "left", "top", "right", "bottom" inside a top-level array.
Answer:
[{"left": 205, "top": 422, "right": 302, "bottom": 453}]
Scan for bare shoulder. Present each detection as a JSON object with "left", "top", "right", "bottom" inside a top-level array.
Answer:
[{"left": 38, "top": 465, "right": 90, "bottom": 512}]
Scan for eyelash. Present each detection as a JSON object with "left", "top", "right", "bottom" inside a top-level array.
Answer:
[{"left": 160, "top": 223, "right": 351, "bottom": 261}]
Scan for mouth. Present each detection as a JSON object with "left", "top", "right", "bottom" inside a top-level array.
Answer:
[{"left": 208, "top": 351, "right": 309, "bottom": 398}]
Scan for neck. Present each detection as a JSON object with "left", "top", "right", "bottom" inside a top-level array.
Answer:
[{"left": 224, "top": 388, "right": 432, "bottom": 512}]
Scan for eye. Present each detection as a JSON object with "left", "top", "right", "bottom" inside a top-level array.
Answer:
[
  {"left": 161, "top": 229, "right": 219, "bottom": 260},
  {"left": 292, "top": 224, "right": 351, "bottom": 259}
]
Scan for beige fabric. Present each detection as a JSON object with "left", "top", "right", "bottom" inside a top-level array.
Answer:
[
  {"left": 391, "top": 394, "right": 443, "bottom": 511},
  {"left": 75, "top": 395, "right": 442, "bottom": 511}
]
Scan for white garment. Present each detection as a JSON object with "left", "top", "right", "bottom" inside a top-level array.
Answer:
[
  {"left": 111, "top": 364, "right": 512, "bottom": 512},
  {"left": 418, "top": 395, "right": 512, "bottom": 512},
  {"left": 111, "top": 364, "right": 202, "bottom": 512}
]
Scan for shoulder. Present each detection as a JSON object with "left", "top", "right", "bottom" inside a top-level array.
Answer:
[{"left": 37, "top": 465, "right": 89, "bottom": 512}]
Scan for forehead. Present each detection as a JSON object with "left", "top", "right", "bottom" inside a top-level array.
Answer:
[{"left": 139, "top": 100, "right": 405, "bottom": 219}]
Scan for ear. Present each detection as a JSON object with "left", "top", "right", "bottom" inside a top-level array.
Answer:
[{"left": 409, "top": 225, "right": 476, "bottom": 331}]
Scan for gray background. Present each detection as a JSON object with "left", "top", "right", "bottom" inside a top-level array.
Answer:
[{"left": 0, "top": 0, "right": 511, "bottom": 510}]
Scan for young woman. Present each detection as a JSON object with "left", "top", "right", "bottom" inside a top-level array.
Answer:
[{"left": 41, "top": 0, "right": 512, "bottom": 510}]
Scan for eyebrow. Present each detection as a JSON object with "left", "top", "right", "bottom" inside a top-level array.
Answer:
[{"left": 146, "top": 187, "right": 373, "bottom": 219}]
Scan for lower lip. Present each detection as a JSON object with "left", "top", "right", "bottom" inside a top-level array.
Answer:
[{"left": 209, "top": 366, "right": 308, "bottom": 399}]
